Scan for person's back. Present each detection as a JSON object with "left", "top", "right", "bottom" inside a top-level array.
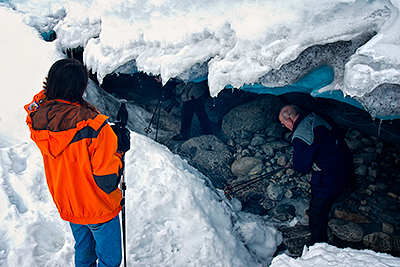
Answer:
[
  {"left": 291, "top": 110, "right": 354, "bottom": 198},
  {"left": 279, "top": 105, "right": 354, "bottom": 245},
  {"left": 25, "top": 58, "right": 123, "bottom": 266}
]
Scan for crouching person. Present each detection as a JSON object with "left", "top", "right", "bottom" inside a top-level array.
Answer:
[
  {"left": 279, "top": 105, "right": 354, "bottom": 245},
  {"left": 25, "top": 58, "right": 126, "bottom": 267}
]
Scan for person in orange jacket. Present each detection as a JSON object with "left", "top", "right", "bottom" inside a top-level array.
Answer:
[{"left": 25, "top": 58, "right": 127, "bottom": 267}]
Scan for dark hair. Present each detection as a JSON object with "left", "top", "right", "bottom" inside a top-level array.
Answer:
[{"left": 45, "top": 58, "right": 89, "bottom": 104}]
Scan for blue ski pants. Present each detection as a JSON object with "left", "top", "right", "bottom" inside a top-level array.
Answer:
[{"left": 69, "top": 215, "right": 122, "bottom": 267}]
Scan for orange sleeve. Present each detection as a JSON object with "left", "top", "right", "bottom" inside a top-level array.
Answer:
[{"left": 90, "top": 123, "right": 123, "bottom": 194}]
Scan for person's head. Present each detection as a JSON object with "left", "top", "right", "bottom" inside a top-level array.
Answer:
[
  {"left": 279, "top": 105, "right": 301, "bottom": 131},
  {"left": 45, "top": 58, "right": 88, "bottom": 104}
]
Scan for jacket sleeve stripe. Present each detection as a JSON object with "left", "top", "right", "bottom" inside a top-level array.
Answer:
[
  {"left": 70, "top": 121, "right": 108, "bottom": 144},
  {"left": 93, "top": 173, "right": 121, "bottom": 194}
]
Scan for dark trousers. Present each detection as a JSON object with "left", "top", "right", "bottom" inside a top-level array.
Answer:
[
  {"left": 308, "top": 194, "right": 338, "bottom": 245},
  {"left": 180, "top": 96, "right": 212, "bottom": 138}
]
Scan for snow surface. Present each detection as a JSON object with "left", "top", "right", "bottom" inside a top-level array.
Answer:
[
  {"left": 2, "top": 0, "right": 400, "bottom": 119},
  {"left": 1, "top": 1, "right": 400, "bottom": 267}
]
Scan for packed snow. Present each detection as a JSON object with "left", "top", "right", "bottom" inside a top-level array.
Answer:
[
  {"left": 1, "top": 1, "right": 400, "bottom": 266},
  {"left": 3, "top": 0, "right": 400, "bottom": 119}
]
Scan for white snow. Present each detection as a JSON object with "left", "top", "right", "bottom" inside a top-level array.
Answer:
[
  {"left": 1, "top": 1, "right": 400, "bottom": 266},
  {"left": 2, "top": 0, "right": 400, "bottom": 118}
]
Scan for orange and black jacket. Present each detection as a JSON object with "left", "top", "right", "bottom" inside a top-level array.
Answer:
[{"left": 25, "top": 91, "right": 123, "bottom": 224}]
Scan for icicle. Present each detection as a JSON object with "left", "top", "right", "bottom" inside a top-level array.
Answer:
[
  {"left": 137, "top": 75, "right": 142, "bottom": 89},
  {"left": 378, "top": 119, "right": 382, "bottom": 137},
  {"left": 212, "top": 97, "right": 216, "bottom": 107}
]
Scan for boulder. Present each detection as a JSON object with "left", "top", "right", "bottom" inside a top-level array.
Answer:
[
  {"left": 231, "top": 157, "right": 263, "bottom": 179},
  {"left": 221, "top": 95, "right": 285, "bottom": 137},
  {"left": 328, "top": 218, "right": 365, "bottom": 242},
  {"left": 178, "top": 135, "right": 234, "bottom": 188}
]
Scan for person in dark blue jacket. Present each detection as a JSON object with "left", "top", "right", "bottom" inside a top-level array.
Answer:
[{"left": 279, "top": 104, "right": 354, "bottom": 245}]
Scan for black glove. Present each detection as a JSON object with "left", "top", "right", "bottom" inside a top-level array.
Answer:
[{"left": 111, "top": 123, "right": 130, "bottom": 153}]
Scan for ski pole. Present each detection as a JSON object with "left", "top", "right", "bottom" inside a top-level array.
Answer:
[
  {"left": 117, "top": 100, "right": 128, "bottom": 267},
  {"left": 224, "top": 165, "right": 290, "bottom": 200},
  {"left": 144, "top": 100, "right": 161, "bottom": 140}
]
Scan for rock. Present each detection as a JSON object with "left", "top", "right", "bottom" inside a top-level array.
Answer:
[
  {"left": 363, "top": 232, "right": 392, "bottom": 252},
  {"left": 361, "top": 137, "right": 373, "bottom": 146},
  {"left": 235, "top": 138, "right": 251, "bottom": 147},
  {"left": 277, "top": 225, "right": 311, "bottom": 256},
  {"left": 393, "top": 236, "right": 400, "bottom": 251},
  {"left": 241, "top": 191, "right": 268, "bottom": 215},
  {"left": 328, "top": 218, "right": 365, "bottom": 242},
  {"left": 221, "top": 95, "right": 285, "bottom": 137},
  {"left": 382, "top": 222, "right": 395, "bottom": 235},
  {"left": 249, "top": 164, "right": 263, "bottom": 176},
  {"left": 347, "top": 140, "right": 363, "bottom": 152},
  {"left": 251, "top": 136, "right": 266, "bottom": 146},
  {"left": 231, "top": 157, "right": 263, "bottom": 178},
  {"left": 261, "top": 140, "right": 291, "bottom": 151},
  {"left": 334, "top": 209, "right": 371, "bottom": 223},
  {"left": 262, "top": 199, "right": 276, "bottom": 211},
  {"left": 349, "top": 130, "right": 362, "bottom": 140},
  {"left": 265, "top": 123, "right": 285, "bottom": 139},
  {"left": 364, "top": 147, "right": 376, "bottom": 153},
  {"left": 263, "top": 147, "right": 274, "bottom": 157},
  {"left": 368, "top": 184, "right": 378, "bottom": 192},
  {"left": 353, "top": 157, "right": 364, "bottom": 167},
  {"left": 277, "top": 154, "right": 288, "bottom": 166},
  {"left": 284, "top": 189, "right": 294, "bottom": 198},
  {"left": 267, "top": 183, "right": 284, "bottom": 201},
  {"left": 286, "top": 168, "right": 295, "bottom": 176},
  {"left": 239, "top": 130, "right": 253, "bottom": 139},
  {"left": 298, "top": 182, "right": 311, "bottom": 192},
  {"left": 268, "top": 204, "right": 296, "bottom": 222},
  {"left": 178, "top": 135, "right": 234, "bottom": 188},
  {"left": 368, "top": 168, "right": 378, "bottom": 178},
  {"left": 354, "top": 152, "right": 377, "bottom": 166},
  {"left": 355, "top": 165, "right": 368, "bottom": 176}
]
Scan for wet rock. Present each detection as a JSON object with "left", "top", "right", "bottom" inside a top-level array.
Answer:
[{"left": 328, "top": 218, "right": 365, "bottom": 242}]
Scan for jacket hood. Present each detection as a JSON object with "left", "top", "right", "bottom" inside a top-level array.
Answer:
[{"left": 26, "top": 101, "right": 107, "bottom": 158}]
